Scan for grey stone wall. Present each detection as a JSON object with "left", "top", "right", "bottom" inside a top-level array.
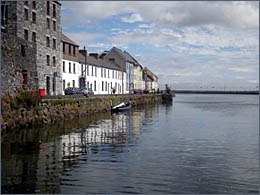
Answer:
[
  {"left": 1, "top": 32, "right": 38, "bottom": 95},
  {"left": 1, "top": 1, "right": 62, "bottom": 96}
]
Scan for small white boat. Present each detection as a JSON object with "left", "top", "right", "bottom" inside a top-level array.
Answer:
[{"left": 111, "top": 102, "right": 131, "bottom": 112}]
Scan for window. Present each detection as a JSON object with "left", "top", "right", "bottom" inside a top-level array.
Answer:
[
  {"left": 72, "top": 80, "right": 75, "bottom": 87},
  {"left": 63, "top": 80, "right": 65, "bottom": 91},
  {"left": 87, "top": 81, "right": 89, "bottom": 89},
  {"left": 73, "top": 46, "right": 76, "bottom": 56},
  {"left": 81, "top": 64, "right": 84, "bottom": 75},
  {"left": 46, "top": 18, "right": 50, "bottom": 29},
  {"left": 108, "top": 70, "right": 110, "bottom": 78},
  {"left": 24, "top": 8, "right": 28, "bottom": 20},
  {"left": 53, "top": 38, "right": 56, "bottom": 49},
  {"left": 102, "top": 81, "right": 104, "bottom": 91},
  {"left": 69, "top": 62, "right": 71, "bottom": 73},
  {"left": 63, "top": 61, "right": 65, "bottom": 72},
  {"left": 53, "top": 20, "right": 56, "bottom": 31},
  {"left": 46, "top": 36, "right": 50, "bottom": 47},
  {"left": 46, "top": 55, "right": 50, "bottom": 66},
  {"left": 73, "top": 63, "right": 76, "bottom": 73},
  {"left": 112, "top": 71, "right": 114, "bottom": 79},
  {"left": 69, "top": 45, "right": 71, "bottom": 55},
  {"left": 24, "top": 29, "right": 28, "bottom": 41},
  {"left": 46, "top": 1, "right": 50, "bottom": 15},
  {"left": 87, "top": 66, "right": 89, "bottom": 76},
  {"left": 101, "top": 68, "right": 103, "bottom": 78},
  {"left": 95, "top": 67, "right": 97, "bottom": 76},
  {"left": 32, "top": 32, "right": 36, "bottom": 42},
  {"left": 53, "top": 3, "right": 56, "bottom": 18},
  {"left": 32, "top": 12, "right": 36, "bottom": 24},
  {"left": 104, "top": 69, "right": 106, "bottom": 78},
  {"left": 22, "top": 70, "right": 27, "bottom": 86},
  {"left": 32, "top": 1, "right": 36, "bottom": 9},
  {"left": 63, "top": 42, "right": 65, "bottom": 53},
  {"left": 1, "top": 2, "right": 8, "bottom": 27},
  {"left": 94, "top": 81, "right": 96, "bottom": 91},
  {"left": 105, "top": 82, "right": 107, "bottom": 91},
  {"left": 53, "top": 56, "right": 56, "bottom": 66},
  {"left": 92, "top": 66, "right": 94, "bottom": 76},
  {"left": 21, "top": 45, "right": 26, "bottom": 57}
]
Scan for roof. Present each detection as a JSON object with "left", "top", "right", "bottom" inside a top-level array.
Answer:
[
  {"left": 124, "top": 51, "right": 143, "bottom": 69},
  {"left": 61, "top": 33, "right": 79, "bottom": 46},
  {"left": 79, "top": 53, "right": 123, "bottom": 72},
  {"left": 110, "top": 47, "right": 136, "bottom": 64},
  {"left": 144, "top": 67, "right": 158, "bottom": 80},
  {"left": 54, "top": 1, "right": 62, "bottom": 6}
]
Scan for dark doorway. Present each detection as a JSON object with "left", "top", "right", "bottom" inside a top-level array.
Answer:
[
  {"left": 46, "top": 76, "right": 50, "bottom": 95},
  {"left": 79, "top": 77, "right": 85, "bottom": 89}
]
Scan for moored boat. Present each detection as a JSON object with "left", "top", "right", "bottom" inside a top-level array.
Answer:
[{"left": 111, "top": 101, "right": 131, "bottom": 112}]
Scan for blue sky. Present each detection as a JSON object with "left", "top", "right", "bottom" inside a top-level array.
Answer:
[{"left": 61, "top": 1, "right": 259, "bottom": 90}]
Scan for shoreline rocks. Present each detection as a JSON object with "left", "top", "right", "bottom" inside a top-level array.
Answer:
[{"left": 2, "top": 94, "right": 162, "bottom": 131}]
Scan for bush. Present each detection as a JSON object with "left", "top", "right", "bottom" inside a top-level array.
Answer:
[{"left": 4, "top": 90, "right": 42, "bottom": 110}]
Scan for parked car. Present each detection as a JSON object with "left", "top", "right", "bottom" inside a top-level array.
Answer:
[
  {"left": 65, "top": 87, "right": 85, "bottom": 95},
  {"left": 80, "top": 88, "right": 94, "bottom": 96}
]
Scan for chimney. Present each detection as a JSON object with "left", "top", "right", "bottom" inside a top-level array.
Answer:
[
  {"left": 79, "top": 46, "right": 87, "bottom": 56},
  {"left": 89, "top": 53, "right": 98, "bottom": 59}
]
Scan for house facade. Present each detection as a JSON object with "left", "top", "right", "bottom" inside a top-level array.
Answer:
[
  {"left": 1, "top": 1, "right": 63, "bottom": 95},
  {"left": 79, "top": 52, "right": 125, "bottom": 95},
  {"left": 144, "top": 67, "right": 158, "bottom": 92},
  {"left": 61, "top": 33, "right": 80, "bottom": 94},
  {"left": 104, "top": 47, "right": 135, "bottom": 94}
]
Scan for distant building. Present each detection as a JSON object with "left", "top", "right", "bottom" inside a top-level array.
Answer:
[
  {"left": 79, "top": 51, "right": 125, "bottom": 95},
  {"left": 1, "top": 1, "right": 62, "bottom": 95},
  {"left": 61, "top": 33, "right": 80, "bottom": 94},
  {"left": 143, "top": 67, "right": 158, "bottom": 92},
  {"left": 104, "top": 47, "right": 135, "bottom": 94}
]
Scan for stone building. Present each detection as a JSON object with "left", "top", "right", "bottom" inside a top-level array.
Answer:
[{"left": 1, "top": 1, "right": 62, "bottom": 95}]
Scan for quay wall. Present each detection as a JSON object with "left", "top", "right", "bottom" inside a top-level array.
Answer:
[{"left": 1, "top": 94, "right": 162, "bottom": 131}]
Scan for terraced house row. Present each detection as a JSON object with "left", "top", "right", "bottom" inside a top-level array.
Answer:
[{"left": 1, "top": 1, "right": 158, "bottom": 96}]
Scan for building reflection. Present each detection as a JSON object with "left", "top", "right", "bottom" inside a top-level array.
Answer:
[{"left": 2, "top": 104, "right": 160, "bottom": 194}]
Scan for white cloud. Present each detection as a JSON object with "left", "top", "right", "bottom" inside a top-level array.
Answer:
[
  {"left": 63, "top": 32, "right": 105, "bottom": 48},
  {"left": 228, "top": 67, "right": 254, "bottom": 73},
  {"left": 121, "top": 13, "right": 143, "bottom": 23},
  {"left": 247, "top": 80, "right": 259, "bottom": 84}
]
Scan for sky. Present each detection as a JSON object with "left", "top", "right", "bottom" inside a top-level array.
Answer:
[{"left": 61, "top": 1, "right": 259, "bottom": 90}]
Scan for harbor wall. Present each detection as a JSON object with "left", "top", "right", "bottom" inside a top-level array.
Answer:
[{"left": 1, "top": 94, "right": 162, "bottom": 131}]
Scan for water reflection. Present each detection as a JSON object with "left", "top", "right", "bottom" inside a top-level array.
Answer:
[
  {"left": 2, "top": 96, "right": 258, "bottom": 194},
  {"left": 2, "top": 104, "right": 159, "bottom": 194}
]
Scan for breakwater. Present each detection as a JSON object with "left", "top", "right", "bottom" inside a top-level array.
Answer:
[
  {"left": 1, "top": 94, "right": 162, "bottom": 131},
  {"left": 174, "top": 90, "right": 259, "bottom": 95}
]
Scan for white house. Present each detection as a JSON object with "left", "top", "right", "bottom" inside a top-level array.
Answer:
[
  {"left": 61, "top": 33, "right": 81, "bottom": 94},
  {"left": 79, "top": 52, "right": 126, "bottom": 95}
]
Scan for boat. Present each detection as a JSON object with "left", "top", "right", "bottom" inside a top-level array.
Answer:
[{"left": 111, "top": 101, "right": 131, "bottom": 112}]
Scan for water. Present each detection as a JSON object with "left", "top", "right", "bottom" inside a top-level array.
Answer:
[{"left": 2, "top": 94, "right": 259, "bottom": 194}]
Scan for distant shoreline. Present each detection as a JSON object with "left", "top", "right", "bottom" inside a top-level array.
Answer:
[{"left": 173, "top": 90, "right": 259, "bottom": 95}]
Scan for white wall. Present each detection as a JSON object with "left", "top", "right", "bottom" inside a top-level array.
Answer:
[
  {"left": 82, "top": 63, "right": 124, "bottom": 95},
  {"left": 61, "top": 59, "right": 81, "bottom": 95}
]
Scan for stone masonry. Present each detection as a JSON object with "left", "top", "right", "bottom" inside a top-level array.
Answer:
[{"left": 1, "top": 1, "right": 62, "bottom": 95}]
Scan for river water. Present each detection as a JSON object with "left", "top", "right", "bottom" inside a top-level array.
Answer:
[{"left": 2, "top": 94, "right": 259, "bottom": 194}]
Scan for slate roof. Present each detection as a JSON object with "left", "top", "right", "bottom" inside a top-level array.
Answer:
[
  {"left": 110, "top": 47, "right": 136, "bottom": 64},
  {"left": 61, "top": 33, "right": 79, "bottom": 46},
  {"left": 79, "top": 53, "right": 123, "bottom": 71}
]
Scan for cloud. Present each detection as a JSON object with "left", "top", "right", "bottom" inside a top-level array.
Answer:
[
  {"left": 121, "top": 13, "right": 143, "bottom": 23},
  {"left": 228, "top": 67, "right": 254, "bottom": 73},
  {"left": 62, "top": 1, "right": 259, "bottom": 29},
  {"left": 63, "top": 32, "right": 105, "bottom": 48}
]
